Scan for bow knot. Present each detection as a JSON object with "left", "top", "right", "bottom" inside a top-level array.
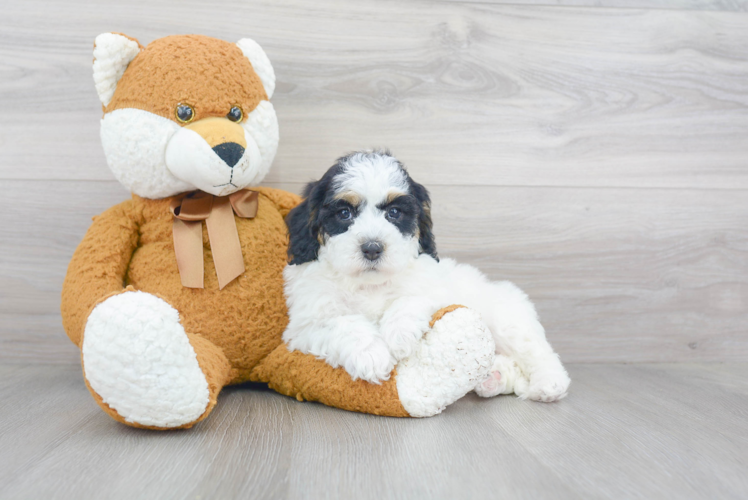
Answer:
[{"left": 170, "top": 189, "right": 259, "bottom": 289}]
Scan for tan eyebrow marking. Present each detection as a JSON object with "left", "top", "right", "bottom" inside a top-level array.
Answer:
[
  {"left": 385, "top": 190, "right": 406, "bottom": 205},
  {"left": 333, "top": 191, "right": 363, "bottom": 206}
]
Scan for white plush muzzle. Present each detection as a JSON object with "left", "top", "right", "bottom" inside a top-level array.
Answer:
[{"left": 100, "top": 101, "right": 279, "bottom": 199}]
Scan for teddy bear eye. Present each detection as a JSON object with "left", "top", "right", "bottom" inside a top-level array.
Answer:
[
  {"left": 175, "top": 104, "right": 195, "bottom": 124},
  {"left": 227, "top": 106, "right": 243, "bottom": 122}
]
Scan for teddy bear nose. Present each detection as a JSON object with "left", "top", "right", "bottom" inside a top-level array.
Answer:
[
  {"left": 361, "top": 240, "right": 384, "bottom": 261},
  {"left": 212, "top": 142, "right": 245, "bottom": 168}
]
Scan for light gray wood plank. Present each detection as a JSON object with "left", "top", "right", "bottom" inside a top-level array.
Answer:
[
  {"left": 0, "top": 363, "right": 746, "bottom": 499},
  {"left": 0, "top": 314, "right": 79, "bottom": 365},
  {"left": 469, "top": 363, "right": 748, "bottom": 498},
  {"left": 1, "top": 179, "right": 746, "bottom": 364},
  {"left": 433, "top": 184, "right": 748, "bottom": 363},
  {"left": 446, "top": 0, "right": 748, "bottom": 12},
  {"left": 1, "top": 1, "right": 747, "bottom": 189}
]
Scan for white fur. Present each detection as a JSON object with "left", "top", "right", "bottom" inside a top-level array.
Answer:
[
  {"left": 333, "top": 152, "right": 410, "bottom": 200},
  {"left": 100, "top": 102, "right": 279, "bottom": 198},
  {"left": 82, "top": 291, "right": 210, "bottom": 428},
  {"left": 283, "top": 153, "right": 571, "bottom": 402},
  {"left": 93, "top": 33, "right": 140, "bottom": 106},
  {"left": 236, "top": 38, "right": 276, "bottom": 99}
]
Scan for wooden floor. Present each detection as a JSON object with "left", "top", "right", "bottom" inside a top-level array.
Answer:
[{"left": 0, "top": 362, "right": 745, "bottom": 500}]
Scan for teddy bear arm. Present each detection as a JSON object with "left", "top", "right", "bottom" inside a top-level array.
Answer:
[
  {"left": 61, "top": 199, "right": 141, "bottom": 347},
  {"left": 251, "top": 186, "right": 302, "bottom": 217},
  {"left": 249, "top": 344, "right": 410, "bottom": 417}
]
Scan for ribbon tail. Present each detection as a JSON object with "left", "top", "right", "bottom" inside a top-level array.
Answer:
[
  {"left": 206, "top": 196, "right": 246, "bottom": 290},
  {"left": 173, "top": 218, "right": 205, "bottom": 288}
]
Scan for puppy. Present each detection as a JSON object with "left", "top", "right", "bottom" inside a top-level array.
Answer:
[{"left": 283, "top": 151, "right": 570, "bottom": 402}]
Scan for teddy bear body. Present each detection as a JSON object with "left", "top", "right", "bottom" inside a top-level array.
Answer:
[{"left": 62, "top": 189, "right": 295, "bottom": 383}]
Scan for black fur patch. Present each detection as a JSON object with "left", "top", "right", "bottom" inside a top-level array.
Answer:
[
  {"left": 318, "top": 198, "right": 358, "bottom": 237},
  {"left": 405, "top": 175, "right": 438, "bottom": 261},
  {"left": 286, "top": 158, "right": 350, "bottom": 264},
  {"left": 376, "top": 195, "right": 419, "bottom": 237}
]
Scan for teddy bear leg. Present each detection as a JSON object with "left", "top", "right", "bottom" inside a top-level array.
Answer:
[
  {"left": 394, "top": 305, "right": 495, "bottom": 417},
  {"left": 81, "top": 291, "right": 232, "bottom": 430}
]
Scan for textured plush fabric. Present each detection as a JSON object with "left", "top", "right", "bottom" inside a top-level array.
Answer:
[
  {"left": 63, "top": 33, "right": 485, "bottom": 428},
  {"left": 104, "top": 35, "right": 267, "bottom": 122},
  {"left": 429, "top": 304, "right": 466, "bottom": 328},
  {"left": 61, "top": 186, "right": 418, "bottom": 423},
  {"left": 251, "top": 344, "right": 410, "bottom": 417},
  {"left": 63, "top": 187, "right": 298, "bottom": 382}
]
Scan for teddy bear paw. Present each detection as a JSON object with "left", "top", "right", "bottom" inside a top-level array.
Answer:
[
  {"left": 82, "top": 291, "right": 210, "bottom": 428},
  {"left": 395, "top": 307, "right": 494, "bottom": 417}
]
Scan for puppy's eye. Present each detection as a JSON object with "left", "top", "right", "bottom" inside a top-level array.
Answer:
[
  {"left": 175, "top": 104, "right": 195, "bottom": 124},
  {"left": 386, "top": 207, "right": 401, "bottom": 220},
  {"left": 337, "top": 208, "right": 352, "bottom": 220},
  {"left": 227, "top": 106, "right": 243, "bottom": 122}
]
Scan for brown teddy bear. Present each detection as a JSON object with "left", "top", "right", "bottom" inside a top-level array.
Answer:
[{"left": 61, "top": 33, "right": 495, "bottom": 429}]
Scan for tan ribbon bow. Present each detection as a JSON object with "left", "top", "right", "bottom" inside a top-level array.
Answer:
[{"left": 170, "top": 189, "right": 259, "bottom": 290}]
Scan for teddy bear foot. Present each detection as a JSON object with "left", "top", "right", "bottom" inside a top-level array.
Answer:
[
  {"left": 82, "top": 291, "right": 212, "bottom": 429},
  {"left": 395, "top": 307, "right": 495, "bottom": 417}
]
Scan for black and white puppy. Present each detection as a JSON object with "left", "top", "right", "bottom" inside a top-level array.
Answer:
[{"left": 283, "top": 150, "right": 570, "bottom": 401}]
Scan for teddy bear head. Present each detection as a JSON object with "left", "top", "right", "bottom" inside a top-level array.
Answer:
[{"left": 93, "top": 33, "right": 278, "bottom": 198}]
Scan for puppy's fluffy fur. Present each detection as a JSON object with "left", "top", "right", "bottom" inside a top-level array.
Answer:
[{"left": 283, "top": 151, "right": 570, "bottom": 401}]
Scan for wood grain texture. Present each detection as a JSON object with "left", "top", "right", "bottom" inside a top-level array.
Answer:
[
  {"left": 446, "top": 0, "right": 748, "bottom": 12},
  {"left": 0, "top": 1, "right": 747, "bottom": 189},
  {"left": 1, "top": 179, "right": 746, "bottom": 364},
  {"left": 0, "top": 363, "right": 746, "bottom": 499},
  {"left": 0, "top": 0, "right": 746, "bottom": 365}
]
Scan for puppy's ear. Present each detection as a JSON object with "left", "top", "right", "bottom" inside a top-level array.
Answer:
[
  {"left": 409, "top": 178, "right": 438, "bottom": 261},
  {"left": 286, "top": 181, "right": 322, "bottom": 265}
]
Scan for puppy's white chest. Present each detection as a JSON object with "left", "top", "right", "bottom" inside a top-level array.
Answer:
[{"left": 339, "top": 283, "right": 399, "bottom": 323}]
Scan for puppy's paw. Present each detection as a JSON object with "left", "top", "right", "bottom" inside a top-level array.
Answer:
[
  {"left": 343, "top": 338, "right": 395, "bottom": 384},
  {"left": 380, "top": 296, "right": 438, "bottom": 361},
  {"left": 518, "top": 369, "right": 571, "bottom": 402},
  {"left": 475, "top": 370, "right": 504, "bottom": 398},
  {"left": 475, "top": 355, "right": 517, "bottom": 398},
  {"left": 380, "top": 314, "right": 431, "bottom": 361}
]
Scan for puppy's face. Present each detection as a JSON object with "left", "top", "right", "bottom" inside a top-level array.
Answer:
[{"left": 287, "top": 151, "right": 437, "bottom": 282}]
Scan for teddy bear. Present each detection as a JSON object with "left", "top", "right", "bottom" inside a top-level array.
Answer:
[{"left": 60, "top": 33, "right": 496, "bottom": 430}]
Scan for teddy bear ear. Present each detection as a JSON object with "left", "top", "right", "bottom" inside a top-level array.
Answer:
[
  {"left": 236, "top": 38, "right": 276, "bottom": 100},
  {"left": 93, "top": 33, "right": 142, "bottom": 107}
]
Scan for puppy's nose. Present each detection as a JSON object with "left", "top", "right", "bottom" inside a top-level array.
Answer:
[
  {"left": 361, "top": 241, "right": 384, "bottom": 261},
  {"left": 212, "top": 142, "right": 245, "bottom": 168}
]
